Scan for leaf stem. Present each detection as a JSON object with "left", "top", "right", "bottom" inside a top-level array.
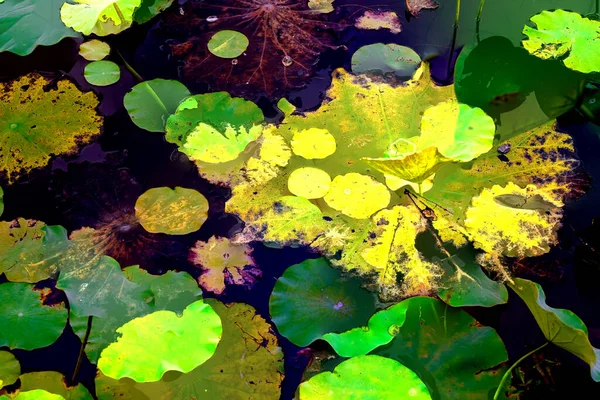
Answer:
[
  {"left": 116, "top": 49, "right": 144, "bottom": 81},
  {"left": 113, "top": 3, "right": 125, "bottom": 24},
  {"left": 72, "top": 316, "right": 93, "bottom": 384},
  {"left": 493, "top": 342, "right": 549, "bottom": 400},
  {"left": 447, "top": 0, "right": 461, "bottom": 79},
  {"left": 476, "top": 0, "right": 486, "bottom": 42}
]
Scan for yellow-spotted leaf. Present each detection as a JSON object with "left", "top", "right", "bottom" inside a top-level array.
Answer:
[
  {"left": 288, "top": 167, "right": 331, "bottom": 199},
  {"left": 135, "top": 187, "right": 209, "bottom": 235},
  {"left": 323, "top": 173, "right": 390, "bottom": 219},
  {"left": 465, "top": 183, "right": 563, "bottom": 257}
]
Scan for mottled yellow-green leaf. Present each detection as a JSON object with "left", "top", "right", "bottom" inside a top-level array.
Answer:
[
  {"left": 465, "top": 183, "right": 562, "bottom": 257},
  {"left": 0, "top": 74, "right": 101, "bottom": 183},
  {"left": 135, "top": 187, "right": 209, "bottom": 235},
  {"left": 291, "top": 128, "right": 337, "bottom": 159},
  {"left": 288, "top": 167, "right": 331, "bottom": 199},
  {"left": 308, "top": 0, "right": 334, "bottom": 13},
  {"left": 190, "top": 237, "right": 258, "bottom": 294},
  {"left": 182, "top": 123, "right": 262, "bottom": 163},
  {"left": 60, "top": 0, "right": 142, "bottom": 36},
  {"left": 323, "top": 173, "right": 391, "bottom": 219},
  {"left": 18, "top": 371, "right": 93, "bottom": 400},
  {"left": 1, "top": 390, "right": 65, "bottom": 400},
  {"left": 79, "top": 39, "right": 111, "bottom": 61}
]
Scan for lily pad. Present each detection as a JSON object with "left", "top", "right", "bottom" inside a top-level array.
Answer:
[
  {"left": 207, "top": 30, "right": 249, "bottom": 59},
  {"left": 60, "top": 0, "right": 142, "bottom": 36},
  {"left": 133, "top": 0, "right": 173, "bottom": 24},
  {"left": 0, "top": 74, "right": 102, "bottom": 183},
  {"left": 291, "top": 128, "right": 337, "bottom": 160},
  {"left": 0, "top": 390, "right": 65, "bottom": 400},
  {"left": 135, "top": 186, "right": 209, "bottom": 235},
  {"left": 19, "top": 371, "right": 93, "bottom": 400},
  {"left": 323, "top": 173, "right": 391, "bottom": 219},
  {"left": 287, "top": 167, "right": 332, "bottom": 199},
  {"left": 84, "top": 61, "right": 121, "bottom": 86},
  {"left": 0, "top": 283, "right": 68, "bottom": 350},
  {"left": 182, "top": 123, "right": 262, "bottom": 163},
  {"left": 124, "top": 79, "right": 190, "bottom": 133},
  {"left": 373, "top": 297, "right": 508, "bottom": 399},
  {"left": 0, "top": 351, "right": 20, "bottom": 389},
  {"left": 352, "top": 44, "right": 420, "bottom": 79},
  {"left": 0, "top": 0, "right": 80, "bottom": 56},
  {"left": 510, "top": 278, "right": 600, "bottom": 382},
  {"left": 269, "top": 258, "right": 376, "bottom": 347},
  {"left": 98, "top": 300, "right": 222, "bottom": 382},
  {"left": 79, "top": 40, "right": 111, "bottom": 61},
  {"left": 523, "top": 10, "right": 600, "bottom": 73}
]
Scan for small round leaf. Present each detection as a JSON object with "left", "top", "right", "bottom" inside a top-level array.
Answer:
[
  {"left": 84, "top": 61, "right": 121, "bottom": 86},
  {"left": 352, "top": 43, "right": 421, "bottom": 79},
  {"left": 207, "top": 30, "right": 249, "bottom": 58},
  {"left": 79, "top": 40, "right": 110, "bottom": 61},
  {"left": 288, "top": 167, "right": 331, "bottom": 199}
]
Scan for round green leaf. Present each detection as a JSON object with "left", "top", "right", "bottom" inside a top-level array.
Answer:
[
  {"left": 523, "top": 9, "right": 600, "bottom": 73},
  {"left": 351, "top": 43, "right": 421, "bottom": 79},
  {"left": 124, "top": 79, "right": 190, "bottom": 133},
  {"left": 135, "top": 187, "right": 209, "bottom": 235},
  {"left": 165, "top": 92, "right": 264, "bottom": 147},
  {"left": 0, "top": 283, "right": 68, "bottom": 350},
  {"left": 299, "top": 355, "right": 431, "bottom": 400},
  {"left": 19, "top": 371, "right": 93, "bottom": 400},
  {"left": 79, "top": 40, "right": 110, "bottom": 61},
  {"left": 207, "top": 30, "right": 249, "bottom": 58},
  {"left": 98, "top": 300, "right": 222, "bottom": 382},
  {"left": 0, "top": 0, "right": 80, "bottom": 56},
  {"left": 84, "top": 61, "right": 121, "bottom": 87},
  {"left": 373, "top": 297, "right": 508, "bottom": 399},
  {"left": 0, "top": 351, "right": 20, "bottom": 389},
  {"left": 60, "top": 0, "right": 141, "bottom": 36},
  {"left": 269, "top": 258, "right": 376, "bottom": 347}
]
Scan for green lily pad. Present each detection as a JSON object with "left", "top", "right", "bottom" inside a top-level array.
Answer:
[
  {"left": 98, "top": 300, "right": 222, "bottom": 382},
  {"left": 0, "top": 219, "right": 69, "bottom": 283},
  {"left": 322, "top": 302, "right": 409, "bottom": 358},
  {"left": 373, "top": 297, "right": 508, "bottom": 399},
  {"left": 79, "top": 40, "right": 111, "bottom": 61},
  {"left": 510, "top": 278, "right": 600, "bottom": 382},
  {"left": 523, "top": 9, "right": 600, "bottom": 73},
  {"left": 133, "top": 0, "right": 173, "bottom": 24},
  {"left": 299, "top": 355, "right": 432, "bottom": 400},
  {"left": 60, "top": 0, "right": 142, "bottom": 36},
  {"left": 124, "top": 79, "right": 190, "bottom": 133},
  {"left": 0, "top": 283, "right": 68, "bottom": 350},
  {"left": 351, "top": 43, "right": 421, "bottom": 79},
  {"left": 165, "top": 92, "right": 264, "bottom": 147},
  {"left": 19, "top": 371, "right": 93, "bottom": 400},
  {"left": 84, "top": 61, "right": 121, "bottom": 86},
  {"left": 0, "top": 351, "right": 20, "bottom": 389},
  {"left": 0, "top": 0, "right": 80, "bottom": 56},
  {"left": 437, "top": 247, "right": 508, "bottom": 307},
  {"left": 269, "top": 258, "right": 376, "bottom": 347},
  {"left": 0, "top": 390, "right": 65, "bottom": 400},
  {"left": 207, "top": 30, "right": 249, "bottom": 59},
  {"left": 134, "top": 186, "right": 209, "bottom": 235}
]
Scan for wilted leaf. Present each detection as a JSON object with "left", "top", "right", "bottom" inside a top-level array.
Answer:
[
  {"left": 406, "top": 0, "right": 439, "bottom": 17},
  {"left": 19, "top": 371, "right": 93, "bottom": 400},
  {"left": 308, "top": 0, "right": 334, "bottom": 13},
  {"left": 0, "top": 74, "right": 102, "bottom": 183},
  {"left": 465, "top": 183, "right": 562, "bottom": 258},
  {"left": 0, "top": 283, "right": 67, "bottom": 350},
  {"left": 190, "top": 237, "right": 259, "bottom": 295},
  {"left": 523, "top": 10, "right": 600, "bottom": 73},
  {"left": 0, "top": 351, "right": 20, "bottom": 389},
  {"left": 96, "top": 300, "right": 284, "bottom": 400},
  {"left": 373, "top": 297, "right": 508, "bottom": 399},
  {"left": 299, "top": 355, "right": 431, "bottom": 400},
  {"left": 79, "top": 40, "right": 111, "bottom": 61},
  {"left": 60, "top": 0, "right": 142, "bottom": 36},
  {"left": 355, "top": 11, "right": 402, "bottom": 34},
  {"left": 269, "top": 258, "right": 376, "bottom": 347},
  {"left": 84, "top": 61, "right": 121, "bottom": 86},
  {"left": 0, "top": 0, "right": 80, "bottom": 56},
  {"left": 135, "top": 186, "right": 209, "bottom": 235},
  {"left": 207, "top": 30, "right": 249, "bottom": 59},
  {"left": 124, "top": 79, "right": 190, "bottom": 133},
  {"left": 98, "top": 300, "right": 222, "bottom": 382},
  {"left": 510, "top": 278, "right": 600, "bottom": 382}
]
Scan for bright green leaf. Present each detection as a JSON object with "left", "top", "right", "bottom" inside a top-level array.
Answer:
[
  {"left": 299, "top": 355, "right": 431, "bottom": 400},
  {"left": 510, "top": 278, "right": 600, "bottom": 382},
  {"left": 351, "top": 43, "right": 421, "bottom": 79},
  {"left": 84, "top": 61, "right": 121, "bottom": 86},
  {"left": 124, "top": 79, "right": 190, "bottom": 133},
  {"left": 98, "top": 300, "right": 222, "bottom": 382},
  {"left": 0, "top": 283, "right": 68, "bottom": 350},
  {"left": 60, "top": 0, "right": 142, "bottom": 36},
  {"left": 207, "top": 30, "right": 249, "bottom": 59},
  {"left": 0, "top": 351, "right": 20, "bottom": 389},
  {"left": 269, "top": 258, "right": 376, "bottom": 347},
  {"left": 183, "top": 123, "right": 262, "bottom": 163},
  {"left": 135, "top": 186, "right": 209, "bottom": 235},
  {"left": 79, "top": 40, "right": 110, "bottom": 61},
  {"left": 19, "top": 371, "right": 93, "bottom": 400},
  {"left": 0, "top": 0, "right": 80, "bottom": 56},
  {"left": 133, "top": 0, "right": 173, "bottom": 24},
  {"left": 523, "top": 10, "right": 600, "bottom": 73}
]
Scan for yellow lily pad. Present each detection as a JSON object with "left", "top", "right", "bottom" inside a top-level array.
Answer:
[
  {"left": 291, "top": 128, "right": 337, "bottom": 159},
  {"left": 323, "top": 173, "right": 391, "bottom": 219},
  {"left": 287, "top": 167, "right": 332, "bottom": 199}
]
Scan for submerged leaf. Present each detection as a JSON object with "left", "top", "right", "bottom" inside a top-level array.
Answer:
[
  {"left": 0, "top": 74, "right": 102, "bottom": 183},
  {"left": 299, "top": 355, "right": 431, "bottom": 400},
  {"left": 98, "top": 300, "right": 222, "bottom": 382},
  {"left": 135, "top": 187, "right": 209, "bottom": 235},
  {"left": 510, "top": 278, "right": 600, "bottom": 382},
  {"left": 60, "top": 0, "right": 142, "bottom": 36},
  {"left": 352, "top": 44, "right": 419, "bottom": 78},
  {"left": 269, "top": 258, "right": 376, "bottom": 347},
  {"left": 523, "top": 10, "right": 600, "bottom": 73}
]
